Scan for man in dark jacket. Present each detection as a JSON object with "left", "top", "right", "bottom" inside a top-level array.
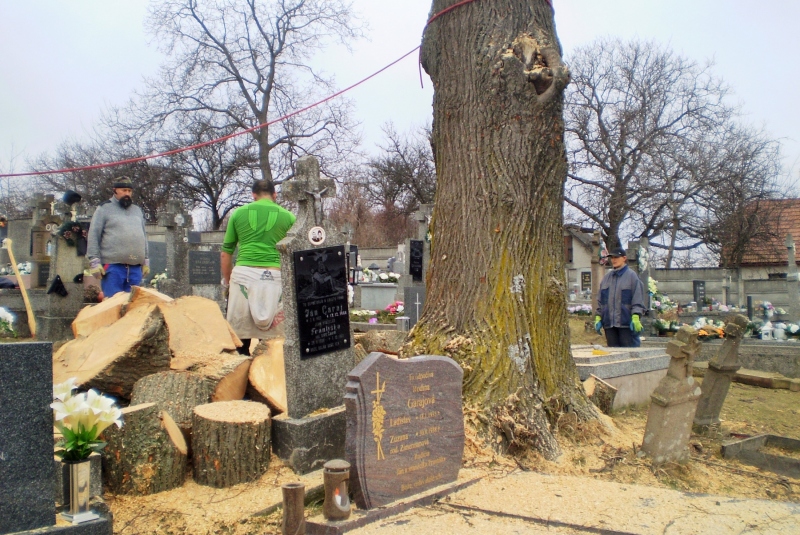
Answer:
[
  {"left": 594, "top": 247, "right": 645, "bottom": 347},
  {"left": 86, "top": 177, "right": 150, "bottom": 297}
]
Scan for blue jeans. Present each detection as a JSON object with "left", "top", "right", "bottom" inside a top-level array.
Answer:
[{"left": 101, "top": 264, "right": 143, "bottom": 297}]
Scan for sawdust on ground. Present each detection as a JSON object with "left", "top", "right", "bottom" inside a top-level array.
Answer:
[{"left": 105, "top": 379, "right": 799, "bottom": 534}]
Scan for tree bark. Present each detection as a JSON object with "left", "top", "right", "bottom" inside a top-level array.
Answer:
[
  {"left": 101, "top": 403, "right": 187, "bottom": 495},
  {"left": 407, "top": 0, "right": 597, "bottom": 459},
  {"left": 192, "top": 401, "right": 272, "bottom": 488}
]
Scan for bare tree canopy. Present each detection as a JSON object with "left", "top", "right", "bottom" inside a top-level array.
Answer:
[
  {"left": 407, "top": 0, "right": 598, "bottom": 459},
  {"left": 122, "top": 0, "right": 364, "bottom": 186},
  {"left": 564, "top": 38, "right": 734, "bottom": 254}
]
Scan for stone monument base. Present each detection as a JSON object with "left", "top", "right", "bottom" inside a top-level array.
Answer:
[
  {"left": 38, "top": 316, "right": 75, "bottom": 342},
  {"left": 272, "top": 406, "right": 346, "bottom": 475},
  {"left": 305, "top": 477, "right": 480, "bottom": 535},
  {"left": 571, "top": 345, "right": 670, "bottom": 408}
]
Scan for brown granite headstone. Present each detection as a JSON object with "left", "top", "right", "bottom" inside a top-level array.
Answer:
[{"left": 345, "top": 352, "right": 464, "bottom": 509}]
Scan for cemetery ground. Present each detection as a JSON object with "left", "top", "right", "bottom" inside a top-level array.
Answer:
[{"left": 100, "top": 367, "right": 798, "bottom": 533}]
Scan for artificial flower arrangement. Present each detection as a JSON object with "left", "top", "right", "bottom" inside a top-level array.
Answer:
[
  {"left": 567, "top": 304, "right": 593, "bottom": 316},
  {"left": 52, "top": 378, "right": 123, "bottom": 461},
  {"left": 150, "top": 271, "right": 168, "bottom": 289},
  {"left": 378, "top": 272, "right": 401, "bottom": 283},
  {"left": 0, "top": 306, "right": 16, "bottom": 337},
  {"left": 57, "top": 221, "right": 89, "bottom": 248}
]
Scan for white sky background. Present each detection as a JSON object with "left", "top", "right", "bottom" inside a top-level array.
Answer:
[{"left": 1, "top": 0, "right": 798, "bottom": 185}]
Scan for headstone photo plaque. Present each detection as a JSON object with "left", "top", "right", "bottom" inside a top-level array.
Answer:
[
  {"left": 292, "top": 245, "right": 351, "bottom": 358},
  {"left": 409, "top": 240, "right": 424, "bottom": 282},
  {"left": 188, "top": 250, "right": 221, "bottom": 285},
  {"left": 345, "top": 352, "right": 464, "bottom": 509}
]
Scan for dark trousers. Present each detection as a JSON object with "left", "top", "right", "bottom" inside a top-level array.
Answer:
[
  {"left": 237, "top": 338, "right": 252, "bottom": 356},
  {"left": 605, "top": 327, "right": 641, "bottom": 348}
]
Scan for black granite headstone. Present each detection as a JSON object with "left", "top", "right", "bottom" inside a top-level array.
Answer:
[
  {"left": 403, "top": 286, "right": 426, "bottom": 328},
  {"left": 37, "top": 263, "right": 51, "bottom": 288},
  {"left": 345, "top": 352, "right": 464, "bottom": 509},
  {"left": 409, "top": 240, "right": 424, "bottom": 282},
  {"left": 187, "top": 231, "right": 202, "bottom": 244},
  {"left": 693, "top": 280, "right": 706, "bottom": 305},
  {"left": 0, "top": 342, "right": 56, "bottom": 533},
  {"left": 292, "top": 245, "right": 350, "bottom": 358},
  {"left": 188, "top": 250, "right": 221, "bottom": 285},
  {"left": 147, "top": 241, "right": 167, "bottom": 283}
]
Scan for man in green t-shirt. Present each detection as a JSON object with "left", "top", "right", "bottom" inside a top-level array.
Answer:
[{"left": 221, "top": 179, "right": 296, "bottom": 355}]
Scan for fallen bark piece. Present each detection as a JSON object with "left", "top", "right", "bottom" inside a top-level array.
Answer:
[
  {"left": 101, "top": 403, "right": 187, "bottom": 495},
  {"left": 160, "top": 296, "right": 240, "bottom": 368},
  {"left": 247, "top": 338, "right": 287, "bottom": 414},
  {"left": 192, "top": 401, "right": 271, "bottom": 488},
  {"left": 583, "top": 374, "right": 617, "bottom": 415},
  {"left": 53, "top": 304, "right": 171, "bottom": 398},
  {"left": 71, "top": 291, "right": 131, "bottom": 338}
]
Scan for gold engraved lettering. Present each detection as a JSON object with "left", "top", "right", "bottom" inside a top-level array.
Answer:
[
  {"left": 400, "top": 472, "right": 444, "bottom": 492},
  {"left": 416, "top": 410, "right": 441, "bottom": 421},
  {"left": 416, "top": 425, "right": 441, "bottom": 437},
  {"left": 407, "top": 395, "right": 436, "bottom": 409},
  {"left": 408, "top": 372, "right": 435, "bottom": 381},
  {"left": 414, "top": 451, "right": 431, "bottom": 460},
  {"left": 389, "top": 434, "right": 409, "bottom": 444},
  {"left": 412, "top": 384, "right": 431, "bottom": 393},
  {"left": 371, "top": 372, "right": 386, "bottom": 461},
  {"left": 389, "top": 416, "right": 411, "bottom": 427},
  {"left": 398, "top": 439, "right": 429, "bottom": 453}
]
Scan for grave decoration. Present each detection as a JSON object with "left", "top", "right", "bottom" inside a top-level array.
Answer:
[{"left": 345, "top": 352, "right": 464, "bottom": 509}]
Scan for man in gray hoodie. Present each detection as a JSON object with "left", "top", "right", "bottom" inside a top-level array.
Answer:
[
  {"left": 87, "top": 177, "right": 150, "bottom": 297},
  {"left": 594, "top": 247, "right": 645, "bottom": 347}
]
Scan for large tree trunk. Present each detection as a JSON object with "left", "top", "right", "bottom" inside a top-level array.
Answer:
[{"left": 408, "top": 0, "right": 597, "bottom": 459}]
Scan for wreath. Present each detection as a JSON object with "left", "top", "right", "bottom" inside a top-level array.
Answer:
[{"left": 57, "top": 220, "right": 88, "bottom": 247}]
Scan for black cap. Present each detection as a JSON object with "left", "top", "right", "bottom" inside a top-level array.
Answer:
[
  {"left": 608, "top": 247, "right": 627, "bottom": 257},
  {"left": 113, "top": 176, "right": 134, "bottom": 189},
  {"left": 63, "top": 190, "right": 82, "bottom": 205}
]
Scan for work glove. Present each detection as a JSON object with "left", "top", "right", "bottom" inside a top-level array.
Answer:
[
  {"left": 630, "top": 314, "right": 643, "bottom": 333},
  {"left": 142, "top": 258, "right": 150, "bottom": 277},
  {"left": 89, "top": 257, "right": 105, "bottom": 278},
  {"left": 594, "top": 315, "right": 603, "bottom": 334},
  {"left": 221, "top": 278, "right": 230, "bottom": 299}
]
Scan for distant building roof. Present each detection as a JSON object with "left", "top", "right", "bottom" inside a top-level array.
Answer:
[{"left": 739, "top": 198, "right": 800, "bottom": 267}]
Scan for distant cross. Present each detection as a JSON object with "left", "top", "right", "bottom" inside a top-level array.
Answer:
[
  {"left": 414, "top": 291, "right": 422, "bottom": 323},
  {"left": 282, "top": 156, "right": 335, "bottom": 226}
]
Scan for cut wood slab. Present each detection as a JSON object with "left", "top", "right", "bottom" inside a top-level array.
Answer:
[
  {"left": 131, "top": 371, "right": 216, "bottom": 439},
  {"left": 247, "top": 338, "right": 287, "bottom": 414},
  {"left": 193, "top": 354, "right": 252, "bottom": 402},
  {"left": 127, "top": 285, "right": 173, "bottom": 312},
  {"left": 583, "top": 374, "right": 618, "bottom": 415},
  {"left": 192, "top": 401, "right": 271, "bottom": 488},
  {"left": 53, "top": 304, "right": 171, "bottom": 398},
  {"left": 160, "top": 296, "right": 240, "bottom": 368},
  {"left": 101, "top": 403, "right": 187, "bottom": 495},
  {"left": 71, "top": 290, "right": 131, "bottom": 338}
]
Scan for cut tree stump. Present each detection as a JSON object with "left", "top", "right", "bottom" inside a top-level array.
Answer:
[
  {"left": 101, "top": 403, "right": 187, "bottom": 495},
  {"left": 160, "top": 296, "right": 241, "bottom": 368},
  {"left": 71, "top": 291, "right": 131, "bottom": 338},
  {"left": 192, "top": 401, "right": 271, "bottom": 488},
  {"left": 53, "top": 304, "right": 171, "bottom": 398},
  {"left": 247, "top": 338, "right": 287, "bottom": 414},
  {"left": 583, "top": 374, "right": 618, "bottom": 415}
]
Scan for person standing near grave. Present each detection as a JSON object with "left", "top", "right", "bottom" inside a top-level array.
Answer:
[
  {"left": 221, "top": 179, "right": 296, "bottom": 356},
  {"left": 594, "top": 247, "right": 645, "bottom": 347},
  {"left": 87, "top": 177, "right": 150, "bottom": 297}
]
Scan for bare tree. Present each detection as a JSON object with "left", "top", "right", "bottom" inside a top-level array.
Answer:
[
  {"left": 117, "top": 0, "right": 363, "bottom": 187},
  {"left": 407, "top": 0, "right": 597, "bottom": 459},
  {"left": 564, "top": 38, "right": 732, "bottom": 250}
]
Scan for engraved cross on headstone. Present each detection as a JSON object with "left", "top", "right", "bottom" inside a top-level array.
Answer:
[{"left": 282, "top": 156, "right": 336, "bottom": 226}]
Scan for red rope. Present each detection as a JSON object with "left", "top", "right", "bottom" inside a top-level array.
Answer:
[
  {"left": 2, "top": 0, "right": 554, "bottom": 179},
  {"left": 0, "top": 47, "right": 421, "bottom": 179}
]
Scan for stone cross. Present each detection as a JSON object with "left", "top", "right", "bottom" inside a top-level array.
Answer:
[
  {"left": 156, "top": 200, "right": 193, "bottom": 297},
  {"left": 282, "top": 157, "right": 336, "bottom": 227},
  {"left": 786, "top": 234, "right": 800, "bottom": 321},
  {"left": 694, "top": 314, "right": 749, "bottom": 428},
  {"left": 640, "top": 326, "right": 703, "bottom": 464}
]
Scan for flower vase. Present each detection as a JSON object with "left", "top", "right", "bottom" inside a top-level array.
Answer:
[{"left": 61, "top": 459, "right": 100, "bottom": 524}]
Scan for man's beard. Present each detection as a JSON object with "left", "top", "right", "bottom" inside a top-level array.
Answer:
[{"left": 119, "top": 196, "right": 132, "bottom": 209}]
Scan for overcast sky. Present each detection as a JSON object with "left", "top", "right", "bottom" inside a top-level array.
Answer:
[{"left": 1, "top": 0, "right": 798, "bottom": 184}]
